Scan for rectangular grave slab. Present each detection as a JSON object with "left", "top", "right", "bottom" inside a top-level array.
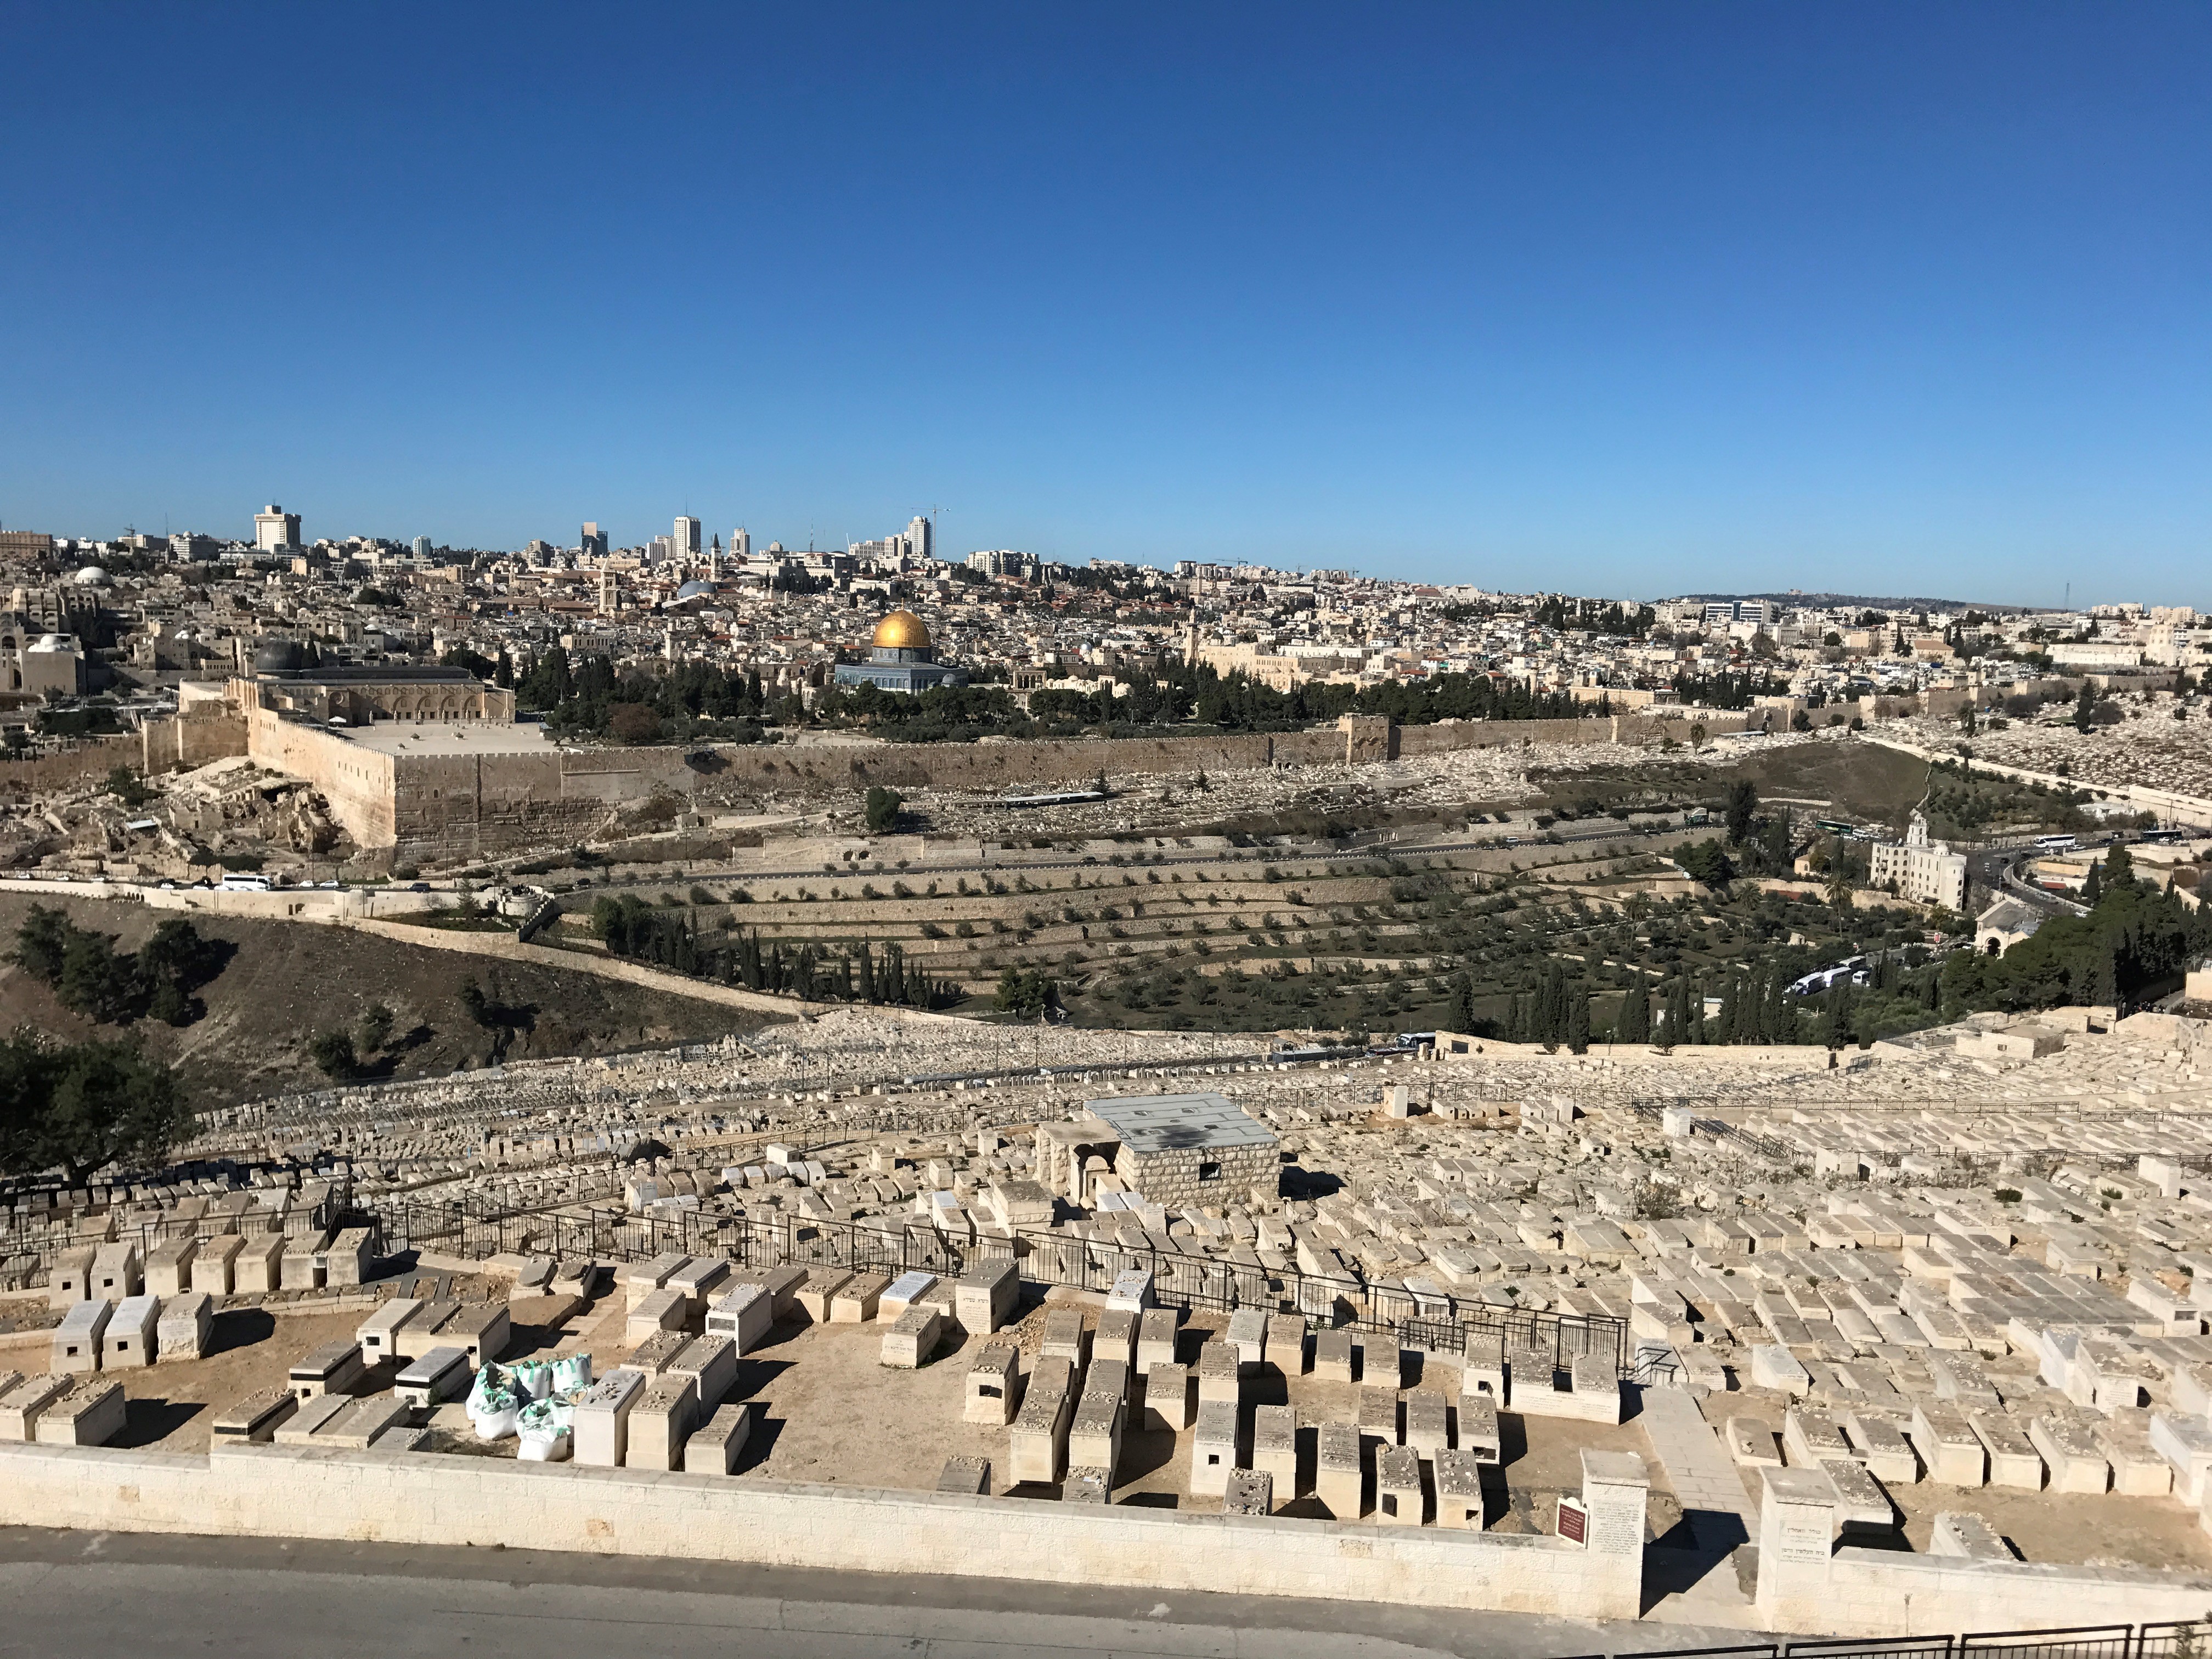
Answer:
[
  {"left": 1190, "top": 1398, "right": 1239, "bottom": 1497},
  {"left": 626, "top": 1374, "right": 698, "bottom": 1472},
  {"left": 1376, "top": 1443, "right": 1424, "bottom": 1525},
  {"left": 33, "top": 1379, "right": 126, "bottom": 1447},
  {"left": 211, "top": 1386, "right": 296, "bottom": 1445},
  {"left": 1435, "top": 1446, "right": 1488, "bottom": 1529},
  {"left": 668, "top": 1334, "right": 737, "bottom": 1410},
  {"left": 393, "top": 1346, "right": 472, "bottom": 1406},
  {"left": 573, "top": 1367, "right": 647, "bottom": 1468},
  {"left": 1316, "top": 1421, "right": 1363, "bottom": 1519},
  {"left": 705, "top": 1283, "right": 773, "bottom": 1353},
  {"left": 1144, "top": 1362, "right": 1192, "bottom": 1431},
  {"left": 966, "top": 1341, "right": 1023, "bottom": 1425},
  {"left": 289, "top": 1340, "right": 366, "bottom": 1400}
]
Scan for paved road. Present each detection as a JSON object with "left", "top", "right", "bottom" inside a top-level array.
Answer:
[{"left": 0, "top": 1527, "right": 1765, "bottom": 1659}]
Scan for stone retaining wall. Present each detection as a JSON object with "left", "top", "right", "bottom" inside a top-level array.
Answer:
[{"left": 0, "top": 1441, "right": 1642, "bottom": 1620}]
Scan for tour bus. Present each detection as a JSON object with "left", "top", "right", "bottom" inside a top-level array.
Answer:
[
  {"left": 2033, "top": 834, "right": 2079, "bottom": 853},
  {"left": 217, "top": 873, "right": 272, "bottom": 892}
]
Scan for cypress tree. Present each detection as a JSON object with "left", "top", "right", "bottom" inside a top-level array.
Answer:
[
  {"left": 1617, "top": 983, "right": 1651, "bottom": 1043},
  {"left": 1566, "top": 991, "right": 1591, "bottom": 1054}
]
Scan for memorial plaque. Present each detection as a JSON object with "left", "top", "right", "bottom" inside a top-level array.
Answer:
[{"left": 1556, "top": 1496, "right": 1587, "bottom": 1545}]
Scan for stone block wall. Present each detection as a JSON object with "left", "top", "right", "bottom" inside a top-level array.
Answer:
[
  {"left": 0, "top": 1441, "right": 1643, "bottom": 1621},
  {"left": 1120, "top": 1141, "right": 1278, "bottom": 1207}
]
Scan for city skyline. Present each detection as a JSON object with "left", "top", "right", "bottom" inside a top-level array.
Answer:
[{"left": 4, "top": 4, "right": 2208, "bottom": 606}]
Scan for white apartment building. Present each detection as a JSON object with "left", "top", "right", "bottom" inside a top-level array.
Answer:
[{"left": 1867, "top": 811, "right": 1968, "bottom": 912}]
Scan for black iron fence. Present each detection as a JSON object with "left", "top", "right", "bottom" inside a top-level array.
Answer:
[
  {"left": 1595, "top": 1626, "right": 2206, "bottom": 1659},
  {"left": 353, "top": 1194, "right": 1630, "bottom": 1374}
]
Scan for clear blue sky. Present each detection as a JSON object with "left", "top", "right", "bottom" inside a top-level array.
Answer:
[{"left": 4, "top": 3, "right": 2207, "bottom": 607}]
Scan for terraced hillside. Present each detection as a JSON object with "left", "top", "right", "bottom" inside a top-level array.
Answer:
[{"left": 533, "top": 820, "right": 1930, "bottom": 1039}]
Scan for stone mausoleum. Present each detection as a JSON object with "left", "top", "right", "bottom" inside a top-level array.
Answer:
[
  {"left": 833, "top": 610, "right": 968, "bottom": 695},
  {"left": 1081, "top": 1092, "right": 1280, "bottom": 1207}
]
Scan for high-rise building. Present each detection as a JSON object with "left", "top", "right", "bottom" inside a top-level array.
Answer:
[
  {"left": 411, "top": 535, "right": 432, "bottom": 559},
  {"left": 730, "top": 527, "right": 752, "bottom": 561},
  {"left": 906, "top": 514, "right": 932, "bottom": 562},
  {"left": 580, "top": 522, "right": 608, "bottom": 558},
  {"left": 674, "top": 516, "right": 701, "bottom": 563},
  {"left": 648, "top": 535, "right": 673, "bottom": 562},
  {"left": 253, "top": 504, "right": 301, "bottom": 552}
]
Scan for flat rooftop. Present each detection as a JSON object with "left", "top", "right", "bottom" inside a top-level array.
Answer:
[
  {"left": 326, "top": 720, "right": 554, "bottom": 757},
  {"left": 1084, "top": 1091, "right": 1277, "bottom": 1154}
]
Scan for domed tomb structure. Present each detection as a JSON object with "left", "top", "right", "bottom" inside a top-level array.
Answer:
[{"left": 833, "top": 608, "right": 968, "bottom": 694}]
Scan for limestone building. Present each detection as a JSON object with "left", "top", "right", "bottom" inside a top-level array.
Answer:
[
  {"left": 833, "top": 610, "right": 968, "bottom": 695},
  {"left": 1082, "top": 1092, "right": 1279, "bottom": 1206},
  {"left": 1867, "top": 811, "right": 1968, "bottom": 912}
]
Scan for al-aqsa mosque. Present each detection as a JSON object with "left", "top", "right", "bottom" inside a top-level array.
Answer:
[{"left": 832, "top": 608, "right": 969, "bottom": 694}]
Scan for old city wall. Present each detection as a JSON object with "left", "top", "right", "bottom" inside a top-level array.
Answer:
[
  {"left": 244, "top": 714, "right": 396, "bottom": 848},
  {"left": 140, "top": 712, "right": 250, "bottom": 772},
  {"left": 0, "top": 732, "right": 142, "bottom": 794},
  {"left": 0, "top": 1442, "right": 1642, "bottom": 1621}
]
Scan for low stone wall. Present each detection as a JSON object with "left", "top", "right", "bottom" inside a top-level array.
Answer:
[
  {"left": 1430, "top": 1032, "right": 1842, "bottom": 1070},
  {"left": 1756, "top": 1464, "right": 2212, "bottom": 1633},
  {"left": 0, "top": 1442, "right": 1642, "bottom": 1621},
  {"left": 1758, "top": 1540, "right": 2212, "bottom": 1634}
]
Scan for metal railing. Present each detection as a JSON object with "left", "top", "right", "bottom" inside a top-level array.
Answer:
[
  {"left": 353, "top": 1194, "right": 1631, "bottom": 1374},
  {"left": 1594, "top": 1626, "right": 2207, "bottom": 1659}
]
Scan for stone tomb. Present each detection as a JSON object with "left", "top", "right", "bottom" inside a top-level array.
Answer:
[
  {"left": 394, "top": 1346, "right": 471, "bottom": 1406},
  {"left": 1093, "top": 1307, "right": 1137, "bottom": 1373},
  {"left": 211, "top": 1387, "right": 297, "bottom": 1445},
  {"left": 625, "top": 1286, "right": 690, "bottom": 1345},
  {"left": 1068, "top": 1390, "right": 1124, "bottom": 1481},
  {"left": 1143, "top": 1362, "right": 1193, "bottom": 1431},
  {"left": 1251, "top": 1403, "right": 1297, "bottom": 1508},
  {"left": 52, "top": 1300, "right": 111, "bottom": 1373},
  {"left": 705, "top": 1283, "right": 772, "bottom": 1353},
  {"left": 1376, "top": 1443, "right": 1424, "bottom": 1525},
  {"left": 156, "top": 1293, "right": 213, "bottom": 1363},
  {"left": 1190, "top": 1398, "right": 1240, "bottom": 1497},
  {"left": 668, "top": 1334, "right": 737, "bottom": 1410},
  {"left": 33, "top": 1379, "right": 126, "bottom": 1447},
  {"left": 191, "top": 1235, "right": 246, "bottom": 1297},
  {"left": 1040, "top": 1308, "right": 1088, "bottom": 1369},
  {"left": 1316, "top": 1421, "right": 1363, "bottom": 1519},
  {"left": 878, "top": 1271, "right": 938, "bottom": 1323},
  {"left": 145, "top": 1239, "right": 197, "bottom": 1298},
  {"left": 794, "top": 1272, "right": 850, "bottom": 1323},
  {"left": 683, "top": 1402, "right": 755, "bottom": 1475},
  {"left": 955, "top": 1259, "right": 1019, "bottom": 1334},
  {"left": 1136, "top": 1308, "right": 1179, "bottom": 1373},
  {"left": 356, "top": 1299, "right": 424, "bottom": 1365},
  {"left": 573, "top": 1367, "right": 647, "bottom": 1468},
  {"left": 1223, "top": 1469, "right": 1273, "bottom": 1516},
  {"left": 289, "top": 1340, "right": 367, "bottom": 1400},
  {"left": 627, "top": 1374, "right": 699, "bottom": 1472},
  {"left": 966, "top": 1341, "right": 1024, "bottom": 1425},
  {"left": 101, "top": 1294, "right": 160, "bottom": 1369},
  {"left": 1008, "top": 1355, "right": 1075, "bottom": 1484},
  {"left": 831, "top": 1273, "right": 889, "bottom": 1323},
  {"left": 881, "top": 1305, "right": 944, "bottom": 1368},
  {"left": 0, "top": 1375, "right": 75, "bottom": 1442},
  {"left": 1435, "top": 1447, "right": 1488, "bottom": 1529}
]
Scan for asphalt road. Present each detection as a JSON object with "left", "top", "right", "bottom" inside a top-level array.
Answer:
[{"left": 0, "top": 1527, "right": 1761, "bottom": 1659}]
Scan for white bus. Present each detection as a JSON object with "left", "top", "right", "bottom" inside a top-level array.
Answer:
[
  {"left": 2033, "top": 834, "right": 2078, "bottom": 853},
  {"left": 217, "top": 873, "right": 272, "bottom": 892}
]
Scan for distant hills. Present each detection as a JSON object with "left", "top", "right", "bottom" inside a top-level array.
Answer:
[{"left": 1685, "top": 591, "right": 2057, "bottom": 614}]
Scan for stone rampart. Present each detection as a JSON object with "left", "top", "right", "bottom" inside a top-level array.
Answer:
[{"left": 0, "top": 1441, "right": 1642, "bottom": 1620}]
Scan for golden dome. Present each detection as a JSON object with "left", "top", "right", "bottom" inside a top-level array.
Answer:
[{"left": 872, "top": 609, "right": 932, "bottom": 650}]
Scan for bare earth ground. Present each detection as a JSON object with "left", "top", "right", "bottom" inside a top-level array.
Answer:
[{"left": 0, "top": 894, "right": 784, "bottom": 1110}]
